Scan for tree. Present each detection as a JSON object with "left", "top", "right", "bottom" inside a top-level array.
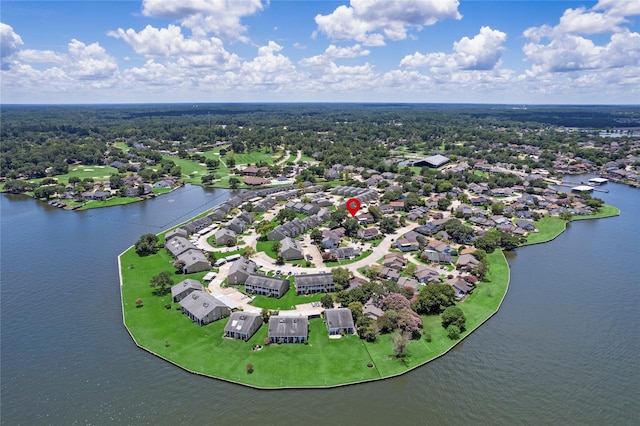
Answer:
[
  {"left": 226, "top": 156, "right": 236, "bottom": 168},
  {"left": 380, "top": 216, "right": 398, "bottom": 234},
  {"left": 275, "top": 209, "right": 297, "bottom": 224},
  {"left": 490, "top": 202, "right": 504, "bottom": 216},
  {"left": 393, "top": 331, "right": 409, "bottom": 358},
  {"left": 347, "top": 301, "right": 364, "bottom": 324},
  {"left": 332, "top": 267, "right": 352, "bottom": 291},
  {"left": 330, "top": 208, "right": 348, "bottom": 225},
  {"left": 412, "top": 284, "right": 456, "bottom": 314},
  {"left": 173, "top": 259, "right": 186, "bottom": 273},
  {"left": 446, "top": 325, "right": 461, "bottom": 340},
  {"left": 559, "top": 211, "right": 573, "bottom": 221},
  {"left": 275, "top": 255, "right": 285, "bottom": 265},
  {"left": 320, "top": 293, "right": 334, "bottom": 309},
  {"left": 135, "top": 298, "right": 143, "bottom": 308},
  {"left": 228, "top": 177, "right": 240, "bottom": 189},
  {"left": 397, "top": 308, "right": 422, "bottom": 338},
  {"left": 241, "top": 246, "right": 256, "bottom": 258},
  {"left": 261, "top": 308, "right": 270, "bottom": 323},
  {"left": 272, "top": 241, "right": 281, "bottom": 254},
  {"left": 135, "top": 233, "right": 159, "bottom": 256},
  {"left": 406, "top": 263, "right": 417, "bottom": 277},
  {"left": 380, "top": 293, "right": 411, "bottom": 311},
  {"left": 150, "top": 271, "right": 173, "bottom": 296},
  {"left": 441, "top": 306, "right": 466, "bottom": 331},
  {"left": 310, "top": 228, "right": 323, "bottom": 245},
  {"left": 437, "top": 197, "right": 452, "bottom": 211},
  {"left": 343, "top": 218, "right": 360, "bottom": 237}
]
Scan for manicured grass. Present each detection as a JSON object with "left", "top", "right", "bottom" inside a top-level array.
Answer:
[
  {"left": 152, "top": 187, "right": 173, "bottom": 195},
  {"left": 162, "top": 156, "right": 209, "bottom": 185},
  {"left": 524, "top": 216, "right": 566, "bottom": 245},
  {"left": 324, "top": 250, "right": 372, "bottom": 266},
  {"left": 364, "top": 250, "right": 509, "bottom": 377},
  {"left": 524, "top": 204, "right": 619, "bottom": 245},
  {"left": 120, "top": 235, "right": 511, "bottom": 388},
  {"left": 228, "top": 149, "right": 279, "bottom": 166},
  {"left": 27, "top": 165, "right": 120, "bottom": 186},
  {"left": 79, "top": 196, "right": 142, "bottom": 210},
  {"left": 572, "top": 204, "right": 620, "bottom": 220},
  {"left": 247, "top": 285, "right": 324, "bottom": 310},
  {"left": 256, "top": 240, "right": 279, "bottom": 259}
]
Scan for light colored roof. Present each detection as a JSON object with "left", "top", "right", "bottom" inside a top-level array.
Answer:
[
  {"left": 325, "top": 308, "right": 355, "bottom": 330},
  {"left": 268, "top": 316, "right": 308, "bottom": 338},
  {"left": 179, "top": 290, "right": 228, "bottom": 320}
]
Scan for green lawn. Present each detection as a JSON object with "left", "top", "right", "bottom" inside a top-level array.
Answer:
[
  {"left": 162, "top": 156, "right": 209, "bottom": 185},
  {"left": 248, "top": 285, "right": 324, "bottom": 310},
  {"left": 256, "top": 240, "right": 279, "bottom": 259},
  {"left": 228, "top": 149, "right": 280, "bottom": 166},
  {"left": 324, "top": 250, "right": 372, "bottom": 267},
  {"left": 524, "top": 204, "right": 619, "bottom": 245},
  {"left": 120, "top": 240, "right": 511, "bottom": 388},
  {"left": 27, "top": 164, "right": 120, "bottom": 186},
  {"left": 79, "top": 196, "right": 142, "bottom": 210}
]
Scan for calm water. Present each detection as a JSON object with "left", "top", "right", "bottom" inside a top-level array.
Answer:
[{"left": 1, "top": 183, "right": 638, "bottom": 425}]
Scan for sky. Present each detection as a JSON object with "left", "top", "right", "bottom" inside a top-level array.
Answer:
[{"left": 1, "top": 0, "right": 639, "bottom": 104}]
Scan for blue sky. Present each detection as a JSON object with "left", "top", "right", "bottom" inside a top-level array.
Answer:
[{"left": 1, "top": 0, "right": 639, "bottom": 104}]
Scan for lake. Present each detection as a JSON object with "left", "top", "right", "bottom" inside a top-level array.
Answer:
[{"left": 1, "top": 182, "right": 638, "bottom": 425}]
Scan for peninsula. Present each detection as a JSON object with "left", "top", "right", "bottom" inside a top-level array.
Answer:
[{"left": 0, "top": 104, "right": 629, "bottom": 387}]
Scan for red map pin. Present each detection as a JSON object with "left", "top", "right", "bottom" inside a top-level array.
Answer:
[{"left": 346, "top": 198, "right": 361, "bottom": 218}]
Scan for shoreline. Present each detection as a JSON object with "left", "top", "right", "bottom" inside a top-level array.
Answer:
[{"left": 118, "top": 201, "right": 619, "bottom": 389}]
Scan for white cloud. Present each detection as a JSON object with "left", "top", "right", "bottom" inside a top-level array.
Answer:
[
  {"left": 315, "top": 0, "right": 461, "bottom": 46},
  {"left": 299, "top": 44, "right": 369, "bottom": 67},
  {"left": 108, "top": 24, "right": 240, "bottom": 69},
  {"left": 524, "top": 29, "right": 640, "bottom": 74},
  {"left": 141, "top": 0, "right": 264, "bottom": 41},
  {"left": 401, "top": 26, "right": 506, "bottom": 71},
  {"left": 16, "top": 49, "right": 65, "bottom": 64},
  {"left": 1, "top": 23, "right": 24, "bottom": 69}
]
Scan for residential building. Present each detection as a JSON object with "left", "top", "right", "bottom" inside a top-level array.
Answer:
[
  {"left": 227, "top": 257, "right": 258, "bottom": 285},
  {"left": 268, "top": 316, "right": 308, "bottom": 343},
  {"left": 171, "top": 279, "right": 204, "bottom": 302},
  {"left": 324, "top": 308, "right": 355, "bottom": 335},
  {"left": 280, "top": 237, "right": 303, "bottom": 261},
  {"left": 179, "top": 290, "right": 230, "bottom": 326},
  {"left": 294, "top": 273, "right": 335, "bottom": 295},
  {"left": 224, "top": 312, "right": 263, "bottom": 341},
  {"left": 245, "top": 274, "right": 289, "bottom": 298},
  {"left": 177, "top": 249, "right": 211, "bottom": 274},
  {"left": 214, "top": 228, "right": 237, "bottom": 246}
]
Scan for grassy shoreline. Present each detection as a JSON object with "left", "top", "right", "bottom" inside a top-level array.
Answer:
[
  {"left": 523, "top": 204, "right": 619, "bottom": 246},
  {"left": 119, "top": 243, "right": 511, "bottom": 388}
]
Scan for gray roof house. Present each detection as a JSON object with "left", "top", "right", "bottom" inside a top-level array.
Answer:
[
  {"left": 324, "top": 308, "right": 355, "bottom": 336},
  {"left": 245, "top": 274, "right": 289, "bottom": 298},
  {"left": 227, "top": 257, "right": 258, "bottom": 285},
  {"left": 224, "top": 312, "right": 263, "bottom": 341},
  {"left": 397, "top": 277, "right": 420, "bottom": 292},
  {"left": 294, "top": 273, "right": 335, "bottom": 295},
  {"left": 214, "top": 228, "right": 237, "bottom": 246},
  {"left": 268, "top": 316, "right": 308, "bottom": 343},
  {"left": 177, "top": 249, "right": 211, "bottom": 274},
  {"left": 171, "top": 279, "right": 204, "bottom": 302},
  {"left": 280, "top": 237, "right": 304, "bottom": 261},
  {"left": 165, "top": 236, "right": 197, "bottom": 258},
  {"left": 165, "top": 228, "right": 188, "bottom": 243},
  {"left": 227, "top": 217, "right": 247, "bottom": 234},
  {"left": 179, "top": 290, "right": 230, "bottom": 326}
]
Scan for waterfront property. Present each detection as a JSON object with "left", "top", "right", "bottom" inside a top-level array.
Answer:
[
  {"left": 178, "top": 290, "right": 231, "bottom": 326},
  {"left": 268, "top": 316, "right": 308, "bottom": 343},
  {"left": 224, "top": 312, "right": 263, "bottom": 340},
  {"left": 171, "top": 279, "right": 204, "bottom": 302},
  {"left": 324, "top": 308, "right": 355, "bottom": 336}
]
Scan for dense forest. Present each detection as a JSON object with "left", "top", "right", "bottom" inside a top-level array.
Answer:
[{"left": 1, "top": 103, "right": 639, "bottom": 181}]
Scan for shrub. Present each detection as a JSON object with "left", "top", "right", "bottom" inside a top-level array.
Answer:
[
  {"left": 446, "top": 325, "right": 461, "bottom": 340},
  {"left": 246, "top": 363, "right": 254, "bottom": 374},
  {"left": 135, "top": 298, "right": 143, "bottom": 308}
]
